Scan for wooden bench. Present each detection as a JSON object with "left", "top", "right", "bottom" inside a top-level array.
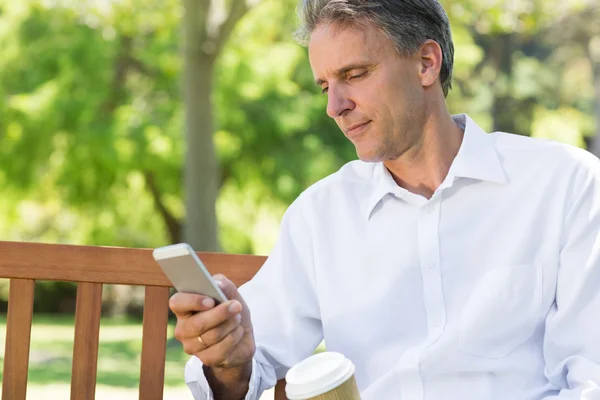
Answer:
[{"left": 0, "top": 240, "right": 287, "bottom": 400}]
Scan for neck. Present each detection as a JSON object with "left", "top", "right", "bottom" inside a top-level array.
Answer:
[{"left": 383, "top": 108, "right": 464, "bottom": 199}]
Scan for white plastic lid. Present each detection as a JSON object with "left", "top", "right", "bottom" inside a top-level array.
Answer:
[{"left": 285, "top": 352, "right": 355, "bottom": 399}]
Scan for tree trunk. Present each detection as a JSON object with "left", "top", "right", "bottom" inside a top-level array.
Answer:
[
  {"left": 182, "top": 0, "right": 219, "bottom": 251},
  {"left": 589, "top": 37, "right": 600, "bottom": 157},
  {"left": 490, "top": 34, "right": 517, "bottom": 134}
]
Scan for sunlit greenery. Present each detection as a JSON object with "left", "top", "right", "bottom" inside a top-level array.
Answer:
[
  {"left": 0, "top": 315, "right": 188, "bottom": 389},
  {"left": 0, "top": 0, "right": 598, "bottom": 298},
  {"left": 0, "top": 0, "right": 598, "bottom": 397}
]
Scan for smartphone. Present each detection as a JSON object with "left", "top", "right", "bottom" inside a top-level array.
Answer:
[{"left": 152, "top": 243, "right": 228, "bottom": 304}]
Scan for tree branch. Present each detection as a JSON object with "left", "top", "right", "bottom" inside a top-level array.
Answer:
[
  {"left": 101, "top": 34, "right": 158, "bottom": 114},
  {"left": 143, "top": 170, "right": 182, "bottom": 244},
  {"left": 102, "top": 35, "right": 133, "bottom": 114},
  {"left": 213, "top": 0, "right": 252, "bottom": 55},
  {"left": 127, "top": 55, "right": 158, "bottom": 78}
]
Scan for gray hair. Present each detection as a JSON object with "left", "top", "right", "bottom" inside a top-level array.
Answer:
[{"left": 295, "top": 0, "right": 454, "bottom": 97}]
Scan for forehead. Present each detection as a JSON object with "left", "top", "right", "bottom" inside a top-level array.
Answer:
[{"left": 308, "top": 22, "right": 397, "bottom": 73}]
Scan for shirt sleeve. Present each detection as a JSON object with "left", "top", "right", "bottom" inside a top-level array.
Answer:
[
  {"left": 184, "top": 196, "right": 324, "bottom": 399},
  {"left": 184, "top": 356, "right": 262, "bottom": 400},
  {"left": 543, "top": 159, "right": 600, "bottom": 398}
]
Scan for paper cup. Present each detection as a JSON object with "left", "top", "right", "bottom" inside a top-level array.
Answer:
[{"left": 285, "top": 352, "right": 361, "bottom": 400}]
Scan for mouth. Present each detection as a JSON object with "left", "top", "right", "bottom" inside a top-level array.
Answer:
[{"left": 344, "top": 121, "right": 371, "bottom": 138}]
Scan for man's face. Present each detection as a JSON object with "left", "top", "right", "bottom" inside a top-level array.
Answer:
[{"left": 309, "top": 22, "right": 426, "bottom": 162}]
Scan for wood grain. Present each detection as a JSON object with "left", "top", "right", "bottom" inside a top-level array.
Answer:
[
  {"left": 275, "top": 379, "right": 287, "bottom": 400},
  {"left": 70, "top": 282, "right": 103, "bottom": 400},
  {"left": 0, "top": 241, "right": 266, "bottom": 287},
  {"left": 139, "top": 286, "right": 170, "bottom": 400},
  {"left": 2, "top": 279, "right": 35, "bottom": 400},
  {"left": 0, "top": 241, "right": 284, "bottom": 399}
]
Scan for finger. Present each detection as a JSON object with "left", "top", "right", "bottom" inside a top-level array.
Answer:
[
  {"left": 200, "top": 313, "right": 242, "bottom": 347},
  {"left": 212, "top": 274, "right": 242, "bottom": 302},
  {"left": 180, "top": 334, "right": 208, "bottom": 356},
  {"left": 169, "top": 292, "right": 216, "bottom": 317},
  {"left": 176, "top": 299, "right": 242, "bottom": 340},
  {"left": 178, "top": 312, "right": 241, "bottom": 355},
  {"left": 196, "top": 325, "right": 245, "bottom": 368}
]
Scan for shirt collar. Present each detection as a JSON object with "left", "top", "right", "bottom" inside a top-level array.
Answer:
[
  {"left": 449, "top": 114, "right": 507, "bottom": 185},
  {"left": 364, "top": 114, "right": 508, "bottom": 219}
]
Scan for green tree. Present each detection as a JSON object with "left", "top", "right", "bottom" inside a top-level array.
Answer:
[
  {"left": 1, "top": 0, "right": 598, "bottom": 313},
  {"left": 543, "top": 3, "right": 600, "bottom": 154},
  {"left": 181, "top": 0, "right": 262, "bottom": 251},
  {"left": 0, "top": 0, "right": 183, "bottom": 248}
]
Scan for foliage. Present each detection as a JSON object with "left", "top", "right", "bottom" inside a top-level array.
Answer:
[{"left": 0, "top": 0, "right": 598, "bottom": 307}]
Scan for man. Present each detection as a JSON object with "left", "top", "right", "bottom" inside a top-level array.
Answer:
[{"left": 170, "top": 1, "right": 600, "bottom": 399}]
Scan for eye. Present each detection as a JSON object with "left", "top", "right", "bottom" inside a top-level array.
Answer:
[{"left": 349, "top": 71, "right": 367, "bottom": 80}]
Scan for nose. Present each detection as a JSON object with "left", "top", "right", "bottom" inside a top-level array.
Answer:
[{"left": 326, "top": 85, "right": 355, "bottom": 118}]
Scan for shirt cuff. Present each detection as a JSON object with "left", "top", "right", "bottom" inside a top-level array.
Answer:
[{"left": 184, "top": 356, "right": 262, "bottom": 400}]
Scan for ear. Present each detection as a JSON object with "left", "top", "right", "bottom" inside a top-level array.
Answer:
[{"left": 417, "top": 40, "right": 443, "bottom": 89}]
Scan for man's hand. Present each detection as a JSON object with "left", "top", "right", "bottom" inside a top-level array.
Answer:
[{"left": 169, "top": 274, "right": 255, "bottom": 399}]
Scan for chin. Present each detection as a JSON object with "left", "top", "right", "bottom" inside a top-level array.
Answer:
[{"left": 355, "top": 150, "right": 384, "bottom": 163}]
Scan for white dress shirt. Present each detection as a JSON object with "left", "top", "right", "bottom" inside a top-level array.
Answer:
[{"left": 185, "top": 114, "right": 600, "bottom": 400}]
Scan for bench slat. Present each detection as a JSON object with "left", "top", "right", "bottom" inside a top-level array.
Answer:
[
  {"left": 2, "top": 279, "right": 35, "bottom": 400},
  {"left": 275, "top": 380, "right": 287, "bottom": 400},
  {"left": 0, "top": 241, "right": 265, "bottom": 287},
  {"left": 0, "top": 242, "right": 273, "bottom": 399},
  {"left": 139, "top": 286, "right": 170, "bottom": 400},
  {"left": 71, "top": 282, "right": 103, "bottom": 400}
]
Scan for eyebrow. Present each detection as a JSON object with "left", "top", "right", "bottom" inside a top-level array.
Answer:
[{"left": 314, "top": 63, "right": 372, "bottom": 86}]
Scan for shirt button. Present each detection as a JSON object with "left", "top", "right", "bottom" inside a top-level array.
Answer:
[{"left": 426, "top": 263, "right": 435, "bottom": 270}]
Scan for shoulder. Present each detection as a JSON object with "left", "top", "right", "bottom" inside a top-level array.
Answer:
[
  {"left": 305, "top": 159, "right": 376, "bottom": 194},
  {"left": 492, "top": 131, "right": 600, "bottom": 179},
  {"left": 300, "top": 159, "right": 376, "bottom": 204},
  {"left": 285, "top": 160, "right": 376, "bottom": 216},
  {"left": 491, "top": 132, "right": 600, "bottom": 215}
]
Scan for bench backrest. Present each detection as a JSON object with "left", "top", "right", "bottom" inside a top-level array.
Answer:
[{"left": 0, "top": 241, "right": 286, "bottom": 400}]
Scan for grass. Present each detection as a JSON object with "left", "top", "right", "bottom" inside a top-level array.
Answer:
[
  {"left": 0, "top": 314, "right": 194, "bottom": 398},
  {"left": 0, "top": 314, "right": 323, "bottom": 399}
]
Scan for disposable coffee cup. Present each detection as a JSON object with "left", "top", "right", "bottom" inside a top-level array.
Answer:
[{"left": 285, "top": 352, "right": 361, "bottom": 400}]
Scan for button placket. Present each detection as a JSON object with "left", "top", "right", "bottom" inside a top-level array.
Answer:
[
  {"left": 396, "top": 199, "right": 448, "bottom": 399},
  {"left": 418, "top": 200, "right": 446, "bottom": 336}
]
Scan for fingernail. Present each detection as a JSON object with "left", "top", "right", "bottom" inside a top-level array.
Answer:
[
  {"left": 215, "top": 280, "right": 224, "bottom": 287},
  {"left": 235, "top": 314, "right": 242, "bottom": 323},
  {"left": 228, "top": 301, "right": 241, "bottom": 314},
  {"left": 202, "top": 298, "right": 214, "bottom": 308}
]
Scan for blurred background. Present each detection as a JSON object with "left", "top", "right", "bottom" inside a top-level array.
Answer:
[{"left": 0, "top": 0, "right": 599, "bottom": 398}]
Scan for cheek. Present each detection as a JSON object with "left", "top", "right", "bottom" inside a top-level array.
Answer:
[{"left": 370, "top": 81, "right": 407, "bottom": 118}]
